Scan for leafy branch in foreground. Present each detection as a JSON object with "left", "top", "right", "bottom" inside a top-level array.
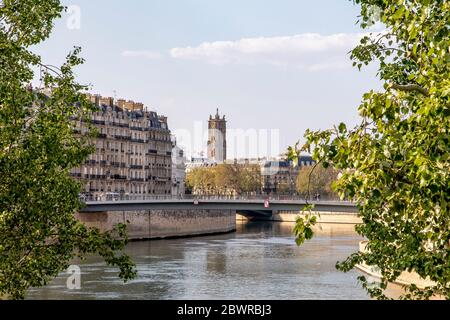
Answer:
[
  {"left": 289, "top": 0, "right": 449, "bottom": 299},
  {"left": 0, "top": 0, "right": 136, "bottom": 299},
  {"left": 293, "top": 205, "right": 317, "bottom": 247}
]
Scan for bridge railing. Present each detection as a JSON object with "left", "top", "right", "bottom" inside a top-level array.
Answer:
[{"left": 81, "top": 193, "right": 349, "bottom": 203}]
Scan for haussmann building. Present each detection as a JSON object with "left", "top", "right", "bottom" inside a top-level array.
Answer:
[{"left": 71, "top": 94, "right": 173, "bottom": 200}]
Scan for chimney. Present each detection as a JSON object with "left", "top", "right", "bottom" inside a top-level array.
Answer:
[
  {"left": 134, "top": 102, "right": 144, "bottom": 111},
  {"left": 86, "top": 94, "right": 100, "bottom": 106},
  {"left": 99, "top": 96, "right": 114, "bottom": 107},
  {"left": 117, "top": 99, "right": 126, "bottom": 109},
  {"left": 123, "top": 100, "right": 135, "bottom": 111}
]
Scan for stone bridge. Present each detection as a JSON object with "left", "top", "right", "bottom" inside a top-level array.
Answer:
[
  {"left": 77, "top": 199, "right": 359, "bottom": 239},
  {"left": 81, "top": 199, "right": 357, "bottom": 219}
]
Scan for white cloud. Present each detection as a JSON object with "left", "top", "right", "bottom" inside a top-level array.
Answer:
[
  {"left": 121, "top": 50, "right": 162, "bottom": 59},
  {"left": 170, "top": 33, "right": 366, "bottom": 71}
]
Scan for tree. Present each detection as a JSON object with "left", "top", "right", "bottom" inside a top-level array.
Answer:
[
  {"left": 0, "top": 1, "right": 136, "bottom": 299},
  {"left": 296, "top": 165, "right": 338, "bottom": 199},
  {"left": 214, "top": 164, "right": 238, "bottom": 193},
  {"left": 239, "top": 164, "right": 262, "bottom": 194},
  {"left": 186, "top": 163, "right": 262, "bottom": 196},
  {"left": 289, "top": 0, "right": 449, "bottom": 299},
  {"left": 186, "top": 167, "right": 216, "bottom": 195}
]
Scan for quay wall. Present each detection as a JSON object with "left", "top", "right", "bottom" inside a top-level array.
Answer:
[
  {"left": 76, "top": 209, "right": 236, "bottom": 240},
  {"left": 237, "top": 210, "right": 362, "bottom": 224}
]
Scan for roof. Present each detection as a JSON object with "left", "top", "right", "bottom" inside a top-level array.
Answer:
[{"left": 263, "top": 161, "right": 291, "bottom": 168}]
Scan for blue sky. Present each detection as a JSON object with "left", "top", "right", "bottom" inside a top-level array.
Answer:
[{"left": 34, "top": 0, "right": 382, "bottom": 158}]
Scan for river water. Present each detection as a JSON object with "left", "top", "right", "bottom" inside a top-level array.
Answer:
[{"left": 27, "top": 221, "right": 373, "bottom": 300}]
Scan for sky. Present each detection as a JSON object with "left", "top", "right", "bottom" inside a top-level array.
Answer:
[{"left": 33, "top": 0, "right": 383, "bottom": 159}]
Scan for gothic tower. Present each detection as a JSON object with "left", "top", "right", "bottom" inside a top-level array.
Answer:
[{"left": 207, "top": 108, "right": 227, "bottom": 163}]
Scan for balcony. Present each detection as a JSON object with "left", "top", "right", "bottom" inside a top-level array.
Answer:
[
  {"left": 112, "top": 122, "right": 129, "bottom": 128},
  {"left": 130, "top": 165, "right": 143, "bottom": 169},
  {"left": 114, "top": 135, "right": 130, "bottom": 140},
  {"left": 87, "top": 174, "right": 106, "bottom": 180},
  {"left": 112, "top": 175, "right": 127, "bottom": 180}
]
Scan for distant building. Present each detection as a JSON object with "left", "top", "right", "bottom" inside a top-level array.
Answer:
[
  {"left": 185, "top": 156, "right": 217, "bottom": 172},
  {"left": 71, "top": 94, "right": 172, "bottom": 200},
  {"left": 297, "top": 155, "right": 315, "bottom": 167},
  {"left": 260, "top": 155, "right": 316, "bottom": 195},
  {"left": 171, "top": 137, "right": 186, "bottom": 197},
  {"left": 261, "top": 160, "right": 296, "bottom": 194},
  {"left": 207, "top": 108, "right": 227, "bottom": 163}
]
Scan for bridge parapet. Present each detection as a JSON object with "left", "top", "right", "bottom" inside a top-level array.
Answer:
[
  {"left": 80, "top": 194, "right": 347, "bottom": 202},
  {"left": 81, "top": 199, "right": 357, "bottom": 215}
]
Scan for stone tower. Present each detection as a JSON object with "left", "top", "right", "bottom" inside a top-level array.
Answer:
[{"left": 207, "top": 108, "right": 227, "bottom": 163}]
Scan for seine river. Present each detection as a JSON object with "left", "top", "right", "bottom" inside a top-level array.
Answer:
[{"left": 27, "top": 221, "right": 374, "bottom": 300}]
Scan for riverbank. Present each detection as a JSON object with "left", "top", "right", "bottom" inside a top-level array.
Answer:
[
  {"left": 355, "top": 241, "right": 442, "bottom": 298},
  {"left": 237, "top": 210, "right": 362, "bottom": 224}
]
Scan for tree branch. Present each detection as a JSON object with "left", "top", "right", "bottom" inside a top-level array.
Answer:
[
  {"left": 391, "top": 83, "right": 429, "bottom": 96},
  {"left": 306, "top": 159, "right": 322, "bottom": 204}
]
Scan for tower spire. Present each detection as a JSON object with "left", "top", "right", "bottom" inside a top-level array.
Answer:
[{"left": 208, "top": 107, "right": 227, "bottom": 163}]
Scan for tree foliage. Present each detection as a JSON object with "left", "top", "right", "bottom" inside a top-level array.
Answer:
[
  {"left": 296, "top": 165, "right": 339, "bottom": 199},
  {"left": 290, "top": 0, "right": 449, "bottom": 299},
  {"left": 0, "top": 0, "right": 136, "bottom": 299},
  {"left": 186, "top": 164, "right": 262, "bottom": 196}
]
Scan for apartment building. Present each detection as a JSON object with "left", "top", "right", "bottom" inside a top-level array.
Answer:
[{"left": 71, "top": 94, "right": 172, "bottom": 200}]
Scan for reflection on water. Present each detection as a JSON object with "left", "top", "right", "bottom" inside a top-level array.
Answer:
[{"left": 28, "top": 221, "right": 372, "bottom": 300}]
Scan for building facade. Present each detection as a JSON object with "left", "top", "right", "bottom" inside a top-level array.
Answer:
[
  {"left": 71, "top": 94, "right": 172, "bottom": 200},
  {"left": 261, "top": 155, "right": 315, "bottom": 195},
  {"left": 207, "top": 108, "right": 227, "bottom": 163}
]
